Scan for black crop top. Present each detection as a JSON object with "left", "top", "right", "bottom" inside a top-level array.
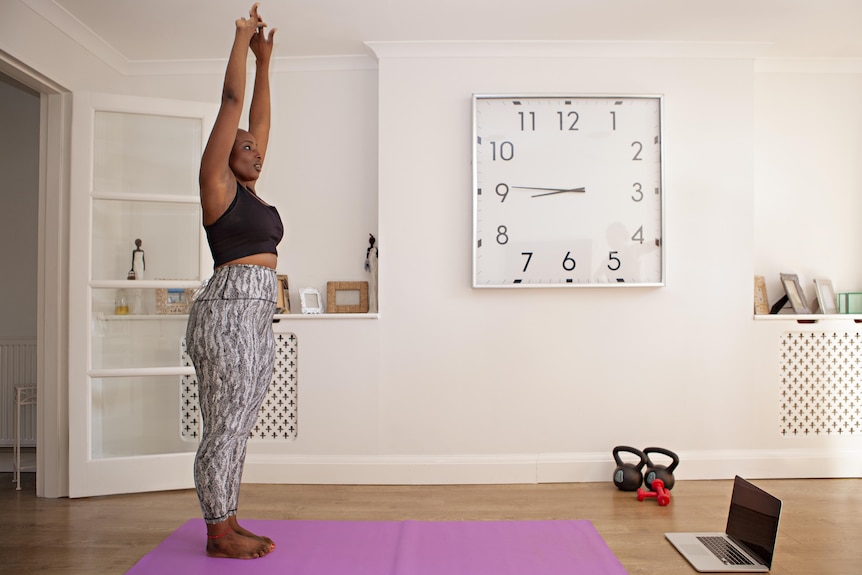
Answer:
[{"left": 204, "top": 182, "right": 284, "bottom": 267}]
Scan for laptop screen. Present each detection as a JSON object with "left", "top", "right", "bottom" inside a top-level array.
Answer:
[{"left": 725, "top": 476, "right": 782, "bottom": 568}]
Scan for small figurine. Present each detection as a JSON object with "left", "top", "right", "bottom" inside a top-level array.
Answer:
[
  {"left": 365, "top": 234, "right": 378, "bottom": 313},
  {"left": 127, "top": 238, "right": 146, "bottom": 280}
]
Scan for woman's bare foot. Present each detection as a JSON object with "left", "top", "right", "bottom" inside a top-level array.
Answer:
[
  {"left": 205, "top": 523, "right": 272, "bottom": 559},
  {"left": 229, "top": 516, "right": 276, "bottom": 551}
]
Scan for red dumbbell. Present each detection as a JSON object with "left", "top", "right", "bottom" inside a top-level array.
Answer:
[{"left": 637, "top": 478, "right": 671, "bottom": 506}]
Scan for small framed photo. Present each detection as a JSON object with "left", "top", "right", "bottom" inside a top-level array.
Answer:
[
  {"left": 276, "top": 275, "right": 291, "bottom": 314},
  {"left": 813, "top": 278, "right": 837, "bottom": 314},
  {"left": 299, "top": 287, "right": 324, "bottom": 314},
  {"left": 780, "top": 273, "right": 811, "bottom": 314},
  {"left": 326, "top": 281, "right": 369, "bottom": 314},
  {"left": 155, "top": 287, "right": 196, "bottom": 314},
  {"left": 754, "top": 275, "right": 769, "bottom": 315}
]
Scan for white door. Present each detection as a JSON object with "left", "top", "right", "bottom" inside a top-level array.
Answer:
[{"left": 68, "top": 92, "right": 215, "bottom": 497}]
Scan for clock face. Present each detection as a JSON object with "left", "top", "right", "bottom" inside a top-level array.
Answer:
[{"left": 472, "top": 95, "right": 664, "bottom": 288}]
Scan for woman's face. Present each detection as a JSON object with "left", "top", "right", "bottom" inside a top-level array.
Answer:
[{"left": 229, "top": 129, "right": 262, "bottom": 182}]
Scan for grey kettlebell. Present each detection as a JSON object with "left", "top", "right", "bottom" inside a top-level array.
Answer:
[
  {"left": 612, "top": 446, "right": 647, "bottom": 491},
  {"left": 643, "top": 446, "right": 679, "bottom": 491}
]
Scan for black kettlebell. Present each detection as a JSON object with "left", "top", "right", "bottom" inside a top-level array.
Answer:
[
  {"left": 643, "top": 447, "right": 679, "bottom": 491},
  {"left": 612, "top": 446, "right": 647, "bottom": 491}
]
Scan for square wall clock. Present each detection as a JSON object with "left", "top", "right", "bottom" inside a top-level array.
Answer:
[{"left": 472, "top": 94, "right": 664, "bottom": 287}]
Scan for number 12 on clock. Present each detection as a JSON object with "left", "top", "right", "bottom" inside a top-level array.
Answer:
[{"left": 472, "top": 94, "right": 664, "bottom": 288}]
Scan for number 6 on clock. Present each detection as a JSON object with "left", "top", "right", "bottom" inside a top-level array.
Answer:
[{"left": 472, "top": 94, "right": 665, "bottom": 288}]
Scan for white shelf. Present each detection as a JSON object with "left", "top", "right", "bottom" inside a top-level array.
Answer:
[
  {"left": 274, "top": 313, "right": 379, "bottom": 320},
  {"left": 91, "top": 280, "right": 202, "bottom": 289},
  {"left": 99, "top": 314, "right": 189, "bottom": 320},
  {"left": 754, "top": 313, "right": 862, "bottom": 323},
  {"left": 88, "top": 366, "right": 196, "bottom": 378},
  {"left": 91, "top": 192, "right": 199, "bottom": 204},
  {"left": 98, "top": 313, "right": 380, "bottom": 321}
]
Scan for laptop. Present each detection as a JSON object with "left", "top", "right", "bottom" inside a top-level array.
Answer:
[{"left": 665, "top": 476, "right": 782, "bottom": 572}]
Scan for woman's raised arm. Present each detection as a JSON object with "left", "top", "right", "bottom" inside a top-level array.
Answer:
[{"left": 199, "top": 3, "right": 263, "bottom": 225}]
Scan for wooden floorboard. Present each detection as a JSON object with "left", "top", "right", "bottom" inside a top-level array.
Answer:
[{"left": 5, "top": 473, "right": 861, "bottom": 574}]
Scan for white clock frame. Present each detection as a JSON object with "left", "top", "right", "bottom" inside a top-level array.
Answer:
[{"left": 472, "top": 94, "right": 665, "bottom": 288}]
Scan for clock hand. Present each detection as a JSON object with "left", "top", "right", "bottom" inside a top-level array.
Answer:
[
  {"left": 531, "top": 188, "right": 586, "bottom": 198},
  {"left": 511, "top": 186, "right": 586, "bottom": 198}
]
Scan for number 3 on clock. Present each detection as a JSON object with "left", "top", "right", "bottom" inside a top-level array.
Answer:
[{"left": 472, "top": 94, "right": 664, "bottom": 288}]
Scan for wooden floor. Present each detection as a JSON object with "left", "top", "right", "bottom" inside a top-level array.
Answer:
[{"left": 4, "top": 473, "right": 861, "bottom": 574}]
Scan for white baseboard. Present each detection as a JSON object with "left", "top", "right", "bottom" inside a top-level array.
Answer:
[
  {"left": 244, "top": 454, "right": 540, "bottom": 485},
  {"left": 15, "top": 448, "right": 860, "bottom": 490},
  {"left": 243, "top": 448, "right": 862, "bottom": 485}
]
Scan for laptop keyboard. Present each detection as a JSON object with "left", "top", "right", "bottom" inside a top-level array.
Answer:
[{"left": 697, "top": 536, "right": 755, "bottom": 565}]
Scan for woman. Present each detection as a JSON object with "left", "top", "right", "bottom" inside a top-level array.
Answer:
[{"left": 185, "top": 3, "right": 281, "bottom": 559}]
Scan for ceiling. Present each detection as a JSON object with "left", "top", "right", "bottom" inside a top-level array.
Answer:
[{"left": 22, "top": 0, "right": 862, "bottom": 67}]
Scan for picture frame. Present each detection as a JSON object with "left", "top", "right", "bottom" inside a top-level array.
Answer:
[
  {"left": 326, "top": 281, "right": 369, "bottom": 314},
  {"left": 838, "top": 292, "right": 862, "bottom": 314},
  {"left": 276, "top": 274, "right": 291, "bottom": 314},
  {"left": 754, "top": 275, "right": 769, "bottom": 315},
  {"left": 780, "top": 273, "right": 811, "bottom": 314},
  {"left": 155, "top": 287, "right": 196, "bottom": 315},
  {"left": 813, "top": 278, "right": 837, "bottom": 314},
  {"left": 299, "top": 287, "right": 324, "bottom": 314}
]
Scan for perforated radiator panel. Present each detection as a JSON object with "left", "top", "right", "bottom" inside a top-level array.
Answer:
[
  {"left": 181, "top": 332, "right": 298, "bottom": 441},
  {"left": 780, "top": 332, "right": 862, "bottom": 436}
]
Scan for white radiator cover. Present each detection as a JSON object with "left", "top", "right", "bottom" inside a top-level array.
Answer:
[
  {"left": 0, "top": 339, "right": 37, "bottom": 447},
  {"left": 180, "top": 332, "right": 298, "bottom": 442},
  {"left": 780, "top": 331, "right": 862, "bottom": 436}
]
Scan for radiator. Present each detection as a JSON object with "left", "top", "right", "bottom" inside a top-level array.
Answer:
[
  {"left": 0, "top": 339, "right": 37, "bottom": 447},
  {"left": 180, "top": 332, "right": 298, "bottom": 442},
  {"left": 780, "top": 332, "right": 862, "bottom": 436}
]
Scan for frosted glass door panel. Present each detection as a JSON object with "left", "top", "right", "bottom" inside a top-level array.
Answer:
[
  {"left": 93, "top": 111, "right": 201, "bottom": 196},
  {"left": 91, "top": 286, "right": 159, "bottom": 316},
  {"left": 91, "top": 376, "right": 199, "bottom": 459},
  {"left": 91, "top": 305, "right": 190, "bottom": 371},
  {"left": 92, "top": 199, "right": 201, "bottom": 281}
]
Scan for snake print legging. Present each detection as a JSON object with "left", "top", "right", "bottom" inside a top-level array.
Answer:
[{"left": 185, "top": 264, "right": 277, "bottom": 524}]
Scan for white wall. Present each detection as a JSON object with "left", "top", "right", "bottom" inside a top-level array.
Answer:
[
  {"left": 754, "top": 62, "right": 862, "bottom": 300},
  {"left": 371, "top": 50, "right": 765, "bottom": 481},
  {"left": 254, "top": 47, "right": 862, "bottom": 484},
  {"left": 3, "top": 0, "right": 862, "bottom": 486},
  {"left": 0, "top": 74, "right": 39, "bottom": 339},
  {"left": 252, "top": 47, "right": 862, "bottom": 483}
]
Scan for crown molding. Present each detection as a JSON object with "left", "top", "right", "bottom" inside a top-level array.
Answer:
[
  {"left": 22, "top": 0, "right": 377, "bottom": 76},
  {"left": 25, "top": 1, "right": 862, "bottom": 76},
  {"left": 365, "top": 40, "right": 774, "bottom": 60},
  {"left": 22, "top": 0, "right": 128, "bottom": 72},
  {"left": 755, "top": 57, "right": 862, "bottom": 74},
  {"left": 125, "top": 54, "right": 378, "bottom": 76}
]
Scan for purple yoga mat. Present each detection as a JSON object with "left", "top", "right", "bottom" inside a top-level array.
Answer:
[{"left": 126, "top": 519, "right": 629, "bottom": 575}]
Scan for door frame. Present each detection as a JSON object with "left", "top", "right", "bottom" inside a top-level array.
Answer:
[{"left": 0, "top": 49, "right": 71, "bottom": 498}]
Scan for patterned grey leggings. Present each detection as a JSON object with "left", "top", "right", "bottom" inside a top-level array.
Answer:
[{"left": 185, "top": 264, "right": 277, "bottom": 524}]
